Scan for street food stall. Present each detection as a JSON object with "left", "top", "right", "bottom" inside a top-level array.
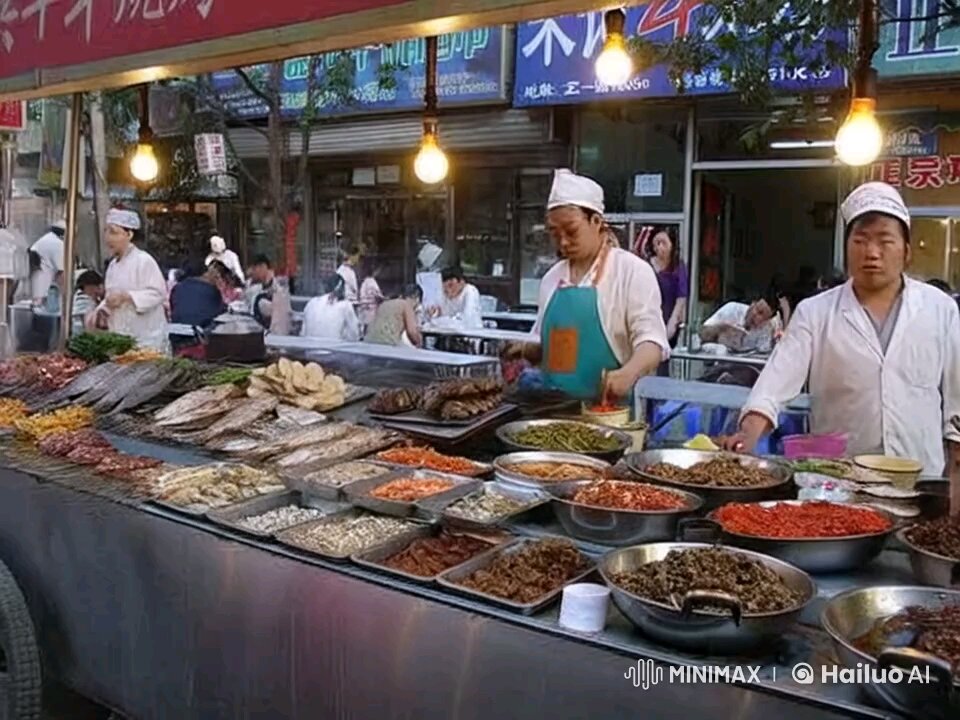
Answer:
[
  {"left": 0, "top": 347, "right": 956, "bottom": 720},
  {"left": 0, "top": 4, "right": 958, "bottom": 720}
]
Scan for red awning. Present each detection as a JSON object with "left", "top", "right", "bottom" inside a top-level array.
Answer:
[{"left": 0, "top": 0, "right": 605, "bottom": 99}]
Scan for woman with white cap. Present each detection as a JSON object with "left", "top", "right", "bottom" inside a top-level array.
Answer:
[
  {"left": 510, "top": 170, "right": 669, "bottom": 400},
  {"left": 726, "top": 181, "right": 960, "bottom": 507},
  {"left": 206, "top": 235, "right": 245, "bottom": 284},
  {"left": 93, "top": 208, "right": 168, "bottom": 350}
]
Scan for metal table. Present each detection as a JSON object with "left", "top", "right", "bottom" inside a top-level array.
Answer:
[
  {"left": 0, "top": 458, "right": 908, "bottom": 720},
  {"left": 670, "top": 348, "right": 770, "bottom": 369},
  {"left": 482, "top": 311, "right": 537, "bottom": 330},
  {"left": 422, "top": 325, "right": 532, "bottom": 344},
  {"left": 635, "top": 377, "right": 810, "bottom": 413}
]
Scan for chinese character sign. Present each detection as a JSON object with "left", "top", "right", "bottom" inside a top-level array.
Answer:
[
  {"left": 875, "top": 0, "right": 960, "bottom": 77},
  {"left": 868, "top": 154, "right": 960, "bottom": 190},
  {"left": 194, "top": 133, "right": 226, "bottom": 176},
  {"left": 0, "top": 0, "right": 407, "bottom": 84},
  {"left": 514, "top": 1, "right": 846, "bottom": 107},
  {"left": 210, "top": 27, "right": 505, "bottom": 119},
  {"left": 0, "top": 100, "right": 25, "bottom": 131}
]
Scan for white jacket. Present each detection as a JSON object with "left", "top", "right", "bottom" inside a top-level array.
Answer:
[{"left": 743, "top": 278, "right": 960, "bottom": 475}]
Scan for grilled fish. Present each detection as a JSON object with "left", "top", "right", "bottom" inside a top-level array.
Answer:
[
  {"left": 109, "top": 366, "right": 182, "bottom": 415},
  {"left": 241, "top": 422, "right": 355, "bottom": 461},
  {"left": 205, "top": 434, "right": 260, "bottom": 453},
  {"left": 155, "top": 395, "right": 243, "bottom": 429},
  {"left": 34, "top": 362, "right": 124, "bottom": 409},
  {"left": 154, "top": 384, "right": 239, "bottom": 422},
  {"left": 93, "top": 363, "right": 164, "bottom": 412},
  {"left": 193, "top": 396, "right": 279, "bottom": 444}
]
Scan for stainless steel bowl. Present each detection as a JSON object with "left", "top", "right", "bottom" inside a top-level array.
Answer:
[
  {"left": 821, "top": 585, "right": 960, "bottom": 719},
  {"left": 625, "top": 449, "right": 793, "bottom": 510},
  {"left": 599, "top": 542, "right": 815, "bottom": 654},
  {"left": 493, "top": 451, "right": 610, "bottom": 493},
  {"left": 897, "top": 527, "right": 960, "bottom": 589},
  {"left": 496, "top": 419, "right": 632, "bottom": 463},
  {"left": 545, "top": 480, "right": 703, "bottom": 546},
  {"left": 692, "top": 500, "right": 897, "bottom": 574}
]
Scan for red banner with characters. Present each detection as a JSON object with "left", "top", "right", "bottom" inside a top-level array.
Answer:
[
  {"left": 0, "top": 100, "right": 25, "bottom": 130},
  {"left": 0, "top": 0, "right": 404, "bottom": 84},
  {"left": 869, "top": 155, "right": 960, "bottom": 191}
]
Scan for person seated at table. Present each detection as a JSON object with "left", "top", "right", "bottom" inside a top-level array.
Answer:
[
  {"left": 365, "top": 284, "right": 423, "bottom": 347},
  {"left": 246, "top": 254, "right": 275, "bottom": 328},
  {"left": 169, "top": 260, "right": 233, "bottom": 328},
  {"left": 700, "top": 291, "right": 781, "bottom": 353},
  {"left": 429, "top": 265, "right": 482, "bottom": 329},
  {"left": 301, "top": 274, "right": 360, "bottom": 341}
]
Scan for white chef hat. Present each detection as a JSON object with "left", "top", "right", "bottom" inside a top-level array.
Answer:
[
  {"left": 210, "top": 235, "right": 226, "bottom": 254},
  {"left": 52, "top": 219, "right": 67, "bottom": 231},
  {"left": 105, "top": 208, "right": 141, "bottom": 230},
  {"left": 840, "top": 182, "right": 911, "bottom": 231},
  {"left": 547, "top": 169, "right": 605, "bottom": 215}
]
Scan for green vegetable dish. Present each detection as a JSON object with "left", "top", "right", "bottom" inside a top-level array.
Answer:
[
  {"left": 67, "top": 332, "right": 137, "bottom": 364},
  {"left": 205, "top": 368, "right": 253, "bottom": 386},
  {"left": 790, "top": 459, "right": 849, "bottom": 478},
  {"left": 510, "top": 423, "right": 620, "bottom": 453}
]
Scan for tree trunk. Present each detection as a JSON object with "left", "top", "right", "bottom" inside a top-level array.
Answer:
[
  {"left": 266, "top": 62, "right": 286, "bottom": 272},
  {"left": 87, "top": 93, "right": 109, "bottom": 270}
]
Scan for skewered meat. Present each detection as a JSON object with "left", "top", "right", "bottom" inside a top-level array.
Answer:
[{"left": 440, "top": 392, "right": 502, "bottom": 420}]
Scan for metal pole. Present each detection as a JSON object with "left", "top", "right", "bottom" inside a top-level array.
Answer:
[
  {"left": 59, "top": 92, "right": 83, "bottom": 350},
  {"left": 0, "top": 132, "right": 14, "bottom": 228}
]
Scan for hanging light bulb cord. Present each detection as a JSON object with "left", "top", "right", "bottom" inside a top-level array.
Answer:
[
  {"left": 853, "top": 0, "right": 879, "bottom": 99},
  {"left": 138, "top": 83, "right": 154, "bottom": 146},
  {"left": 423, "top": 35, "right": 439, "bottom": 139}
]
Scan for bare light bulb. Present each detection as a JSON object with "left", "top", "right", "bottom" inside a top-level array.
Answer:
[
  {"left": 414, "top": 133, "right": 448, "bottom": 184},
  {"left": 130, "top": 143, "right": 159, "bottom": 183},
  {"left": 835, "top": 98, "right": 883, "bottom": 167},
  {"left": 595, "top": 32, "right": 633, "bottom": 86}
]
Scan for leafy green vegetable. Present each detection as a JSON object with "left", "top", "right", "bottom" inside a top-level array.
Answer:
[
  {"left": 205, "top": 367, "right": 252, "bottom": 386},
  {"left": 67, "top": 332, "right": 137, "bottom": 364}
]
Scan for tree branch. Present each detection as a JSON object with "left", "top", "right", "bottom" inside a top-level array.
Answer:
[{"left": 235, "top": 67, "right": 276, "bottom": 110}]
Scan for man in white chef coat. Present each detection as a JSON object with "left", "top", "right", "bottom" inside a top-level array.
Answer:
[
  {"left": 727, "top": 182, "right": 960, "bottom": 508},
  {"left": 93, "top": 208, "right": 168, "bottom": 349},
  {"left": 28, "top": 219, "right": 66, "bottom": 307}
]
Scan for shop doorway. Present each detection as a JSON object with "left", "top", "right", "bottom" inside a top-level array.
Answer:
[
  {"left": 692, "top": 167, "right": 841, "bottom": 313},
  {"left": 311, "top": 190, "right": 449, "bottom": 296},
  {"left": 907, "top": 210, "right": 960, "bottom": 288}
]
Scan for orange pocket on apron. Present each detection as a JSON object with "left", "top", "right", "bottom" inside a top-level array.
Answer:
[{"left": 546, "top": 327, "right": 579, "bottom": 374}]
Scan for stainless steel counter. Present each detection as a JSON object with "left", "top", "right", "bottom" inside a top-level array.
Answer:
[{"left": 0, "top": 458, "right": 907, "bottom": 720}]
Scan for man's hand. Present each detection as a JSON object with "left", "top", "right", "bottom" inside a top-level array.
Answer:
[
  {"left": 722, "top": 413, "right": 772, "bottom": 454},
  {"left": 602, "top": 367, "right": 636, "bottom": 401},
  {"left": 105, "top": 291, "right": 131, "bottom": 310}
]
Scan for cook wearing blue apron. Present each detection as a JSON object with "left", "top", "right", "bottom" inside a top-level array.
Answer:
[{"left": 540, "top": 245, "right": 620, "bottom": 399}]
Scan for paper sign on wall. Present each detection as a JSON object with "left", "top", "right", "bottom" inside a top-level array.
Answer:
[{"left": 633, "top": 174, "right": 663, "bottom": 198}]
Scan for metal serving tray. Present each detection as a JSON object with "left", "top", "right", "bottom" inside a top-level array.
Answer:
[
  {"left": 371, "top": 453, "right": 493, "bottom": 478},
  {"left": 436, "top": 536, "right": 596, "bottom": 615},
  {"left": 283, "top": 462, "right": 401, "bottom": 502},
  {"left": 351, "top": 525, "right": 508, "bottom": 584},
  {"left": 422, "top": 482, "right": 549, "bottom": 533},
  {"left": 492, "top": 451, "right": 610, "bottom": 493},
  {"left": 274, "top": 508, "right": 429, "bottom": 563},
  {"left": 206, "top": 490, "right": 347, "bottom": 539},
  {"left": 345, "top": 470, "right": 481, "bottom": 519}
]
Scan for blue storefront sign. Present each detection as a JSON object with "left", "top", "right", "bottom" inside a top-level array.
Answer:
[
  {"left": 213, "top": 27, "right": 507, "bottom": 119},
  {"left": 875, "top": 0, "right": 960, "bottom": 78},
  {"left": 514, "top": 2, "right": 846, "bottom": 107}
]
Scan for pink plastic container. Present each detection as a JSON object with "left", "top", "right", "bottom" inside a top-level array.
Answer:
[{"left": 782, "top": 433, "right": 848, "bottom": 459}]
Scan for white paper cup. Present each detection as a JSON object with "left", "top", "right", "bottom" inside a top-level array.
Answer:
[{"left": 558, "top": 583, "right": 610, "bottom": 634}]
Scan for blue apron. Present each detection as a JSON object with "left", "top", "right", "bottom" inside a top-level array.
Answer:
[{"left": 540, "top": 251, "right": 620, "bottom": 399}]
